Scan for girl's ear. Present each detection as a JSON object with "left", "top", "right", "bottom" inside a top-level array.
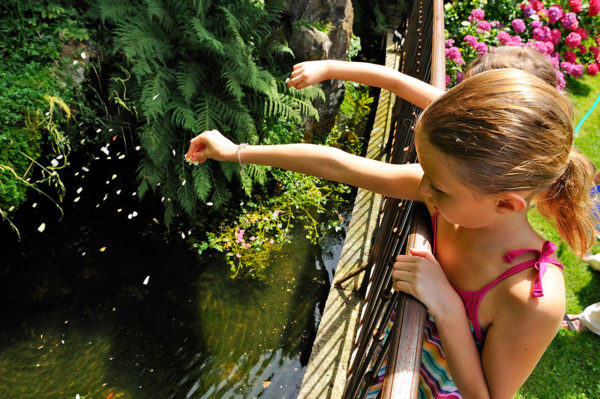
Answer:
[{"left": 495, "top": 192, "right": 528, "bottom": 214}]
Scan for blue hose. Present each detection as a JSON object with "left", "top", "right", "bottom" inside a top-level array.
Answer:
[{"left": 574, "top": 90, "right": 600, "bottom": 135}]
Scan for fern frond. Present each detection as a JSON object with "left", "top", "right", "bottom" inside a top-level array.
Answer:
[
  {"left": 189, "top": 17, "right": 225, "bottom": 55},
  {"left": 219, "top": 161, "right": 237, "bottom": 183},
  {"left": 175, "top": 62, "right": 205, "bottom": 103},
  {"left": 210, "top": 173, "right": 232, "bottom": 208},
  {"left": 170, "top": 100, "right": 197, "bottom": 131},
  {"left": 192, "top": 164, "right": 212, "bottom": 202}
]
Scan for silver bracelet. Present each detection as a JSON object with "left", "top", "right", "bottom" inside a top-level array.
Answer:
[{"left": 236, "top": 143, "right": 248, "bottom": 176}]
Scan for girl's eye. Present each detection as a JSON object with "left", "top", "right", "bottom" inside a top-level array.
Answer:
[{"left": 430, "top": 184, "right": 444, "bottom": 195}]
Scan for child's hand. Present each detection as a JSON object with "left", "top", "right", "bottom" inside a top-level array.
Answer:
[
  {"left": 392, "top": 248, "right": 459, "bottom": 317},
  {"left": 287, "top": 61, "right": 329, "bottom": 89},
  {"left": 185, "top": 130, "right": 237, "bottom": 164}
]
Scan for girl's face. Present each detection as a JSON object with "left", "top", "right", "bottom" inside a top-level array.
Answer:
[{"left": 415, "top": 132, "right": 499, "bottom": 229}]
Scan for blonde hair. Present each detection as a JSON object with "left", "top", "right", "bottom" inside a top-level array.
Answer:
[
  {"left": 465, "top": 46, "right": 557, "bottom": 87},
  {"left": 416, "top": 69, "right": 597, "bottom": 255}
]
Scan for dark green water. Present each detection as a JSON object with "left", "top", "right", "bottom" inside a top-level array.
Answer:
[{"left": 0, "top": 139, "right": 349, "bottom": 398}]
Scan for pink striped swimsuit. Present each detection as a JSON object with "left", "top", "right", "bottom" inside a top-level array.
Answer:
[{"left": 417, "top": 212, "right": 564, "bottom": 398}]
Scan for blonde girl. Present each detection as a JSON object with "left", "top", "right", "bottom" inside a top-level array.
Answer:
[{"left": 185, "top": 69, "right": 597, "bottom": 398}]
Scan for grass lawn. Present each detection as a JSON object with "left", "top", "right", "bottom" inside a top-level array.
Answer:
[{"left": 516, "top": 74, "right": 600, "bottom": 399}]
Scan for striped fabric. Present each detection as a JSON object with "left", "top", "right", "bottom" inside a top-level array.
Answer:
[{"left": 365, "top": 312, "right": 482, "bottom": 398}]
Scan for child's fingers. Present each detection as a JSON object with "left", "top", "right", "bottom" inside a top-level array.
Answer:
[
  {"left": 292, "top": 62, "right": 304, "bottom": 71},
  {"left": 409, "top": 248, "right": 437, "bottom": 264}
]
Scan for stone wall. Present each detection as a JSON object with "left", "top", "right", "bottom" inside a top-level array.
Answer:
[{"left": 284, "top": 0, "right": 354, "bottom": 137}]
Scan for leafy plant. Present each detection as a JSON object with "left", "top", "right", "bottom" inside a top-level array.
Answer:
[{"left": 97, "top": 0, "right": 324, "bottom": 225}]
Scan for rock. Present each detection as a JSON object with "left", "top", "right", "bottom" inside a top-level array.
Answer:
[{"left": 284, "top": 0, "right": 354, "bottom": 139}]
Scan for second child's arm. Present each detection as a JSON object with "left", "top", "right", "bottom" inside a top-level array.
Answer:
[
  {"left": 287, "top": 60, "right": 444, "bottom": 109},
  {"left": 186, "top": 130, "right": 425, "bottom": 201}
]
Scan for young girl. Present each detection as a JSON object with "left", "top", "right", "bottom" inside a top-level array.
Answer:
[{"left": 185, "top": 69, "right": 597, "bottom": 397}]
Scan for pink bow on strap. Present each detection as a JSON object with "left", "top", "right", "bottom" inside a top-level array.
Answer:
[{"left": 503, "top": 241, "right": 562, "bottom": 298}]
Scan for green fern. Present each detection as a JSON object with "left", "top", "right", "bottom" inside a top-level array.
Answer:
[{"left": 98, "top": 0, "right": 323, "bottom": 224}]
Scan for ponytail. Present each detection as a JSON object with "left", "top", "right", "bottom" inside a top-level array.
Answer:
[{"left": 536, "top": 150, "right": 599, "bottom": 256}]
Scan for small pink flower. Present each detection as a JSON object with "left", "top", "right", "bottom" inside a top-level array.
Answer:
[
  {"left": 571, "top": 63, "right": 584, "bottom": 77},
  {"left": 550, "top": 29, "right": 562, "bottom": 44},
  {"left": 532, "top": 41, "right": 548, "bottom": 55},
  {"left": 568, "top": 0, "right": 582, "bottom": 13},
  {"left": 590, "top": 0, "right": 600, "bottom": 16},
  {"left": 561, "top": 12, "right": 579, "bottom": 30},
  {"left": 497, "top": 31, "right": 512, "bottom": 45},
  {"left": 445, "top": 39, "right": 455, "bottom": 48},
  {"left": 578, "top": 44, "right": 587, "bottom": 54},
  {"left": 555, "top": 70, "right": 566, "bottom": 91},
  {"left": 468, "top": 9, "right": 485, "bottom": 22},
  {"left": 445, "top": 74, "right": 451, "bottom": 87},
  {"left": 269, "top": 238, "right": 274, "bottom": 244},
  {"left": 531, "top": 0, "right": 543, "bottom": 11},
  {"left": 548, "top": 5, "right": 563, "bottom": 24},
  {"left": 512, "top": 19, "right": 526, "bottom": 34},
  {"left": 456, "top": 71, "right": 464, "bottom": 83},
  {"left": 477, "top": 20, "right": 491, "bottom": 32},
  {"left": 565, "top": 32, "right": 581, "bottom": 48},
  {"left": 236, "top": 253, "right": 241, "bottom": 258},
  {"left": 587, "top": 63, "right": 599, "bottom": 76},
  {"left": 533, "top": 27, "right": 547, "bottom": 41},
  {"left": 511, "top": 35, "right": 523, "bottom": 46},
  {"left": 249, "top": 236, "right": 256, "bottom": 241},
  {"left": 564, "top": 50, "right": 577, "bottom": 63},
  {"left": 463, "top": 35, "right": 478, "bottom": 47},
  {"left": 474, "top": 42, "right": 488, "bottom": 55},
  {"left": 545, "top": 41, "right": 555, "bottom": 54}
]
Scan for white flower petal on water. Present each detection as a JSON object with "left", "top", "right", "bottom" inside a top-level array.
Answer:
[
  {"left": 77, "top": 187, "right": 83, "bottom": 194},
  {"left": 109, "top": 128, "right": 113, "bottom": 132},
  {"left": 32, "top": 203, "right": 37, "bottom": 208},
  {"left": 132, "top": 192, "right": 137, "bottom": 196},
  {"left": 135, "top": 146, "right": 141, "bottom": 151},
  {"left": 117, "top": 208, "right": 122, "bottom": 213},
  {"left": 81, "top": 51, "right": 87, "bottom": 60},
  {"left": 51, "top": 159, "right": 59, "bottom": 167},
  {"left": 143, "top": 275, "right": 150, "bottom": 285},
  {"left": 57, "top": 155, "right": 63, "bottom": 160},
  {"left": 127, "top": 214, "right": 133, "bottom": 219},
  {"left": 172, "top": 149, "right": 176, "bottom": 156},
  {"left": 72, "top": 60, "right": 78, "bottom": 65},
  {"left": 118, "top": 154, "right": 125, "bottom": 159},
  {"left": 96, "top": 128, "right": 101, "bottom": 133},
  {"left": 181, "top": 232, "right": 186, "bottom": 239},
  {"left": 82, "top": 166, "right": 89, "bottom": 172},
  {"left": 207, "top": 202, "right": 214, "bottom": 206},
  {"left": 112, "top": 174, "right": 117, "bottom": 180},
  {"left": 9, "top": 206, "right": 15, "bottom": 212},
  {"left": 116, "top": 189, "right": 121, "bottom": 195},
  {"left": 132, "top": 211, "right": 138, "bottom": 217},
  {"left": 74, "top": 172, "right": 79, "bottom": 176},
  {"left": 38, "top": 223, "right": 46, "bottom": 232},
  {"left": 152, "top": 93, "right": 160, "bottom": 100},
  {"left": 74, "top": 197, "right": 80, "bottom": 203},
  {"left": 100, "top": 146, "right": 109, "bottom": 155},
  {"left": 181, "top": 180, "right": 186, "bottom": 186},
  {"left": 81, "top": 252, "right": 86, "bottom": 256}
]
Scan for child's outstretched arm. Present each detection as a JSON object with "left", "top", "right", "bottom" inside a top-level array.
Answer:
[
  {"left": 185, "top": 129, "right": 425, "bottom": 201},
  {"left": 287, "top": 60, "right": 444, "bottom": 109}
]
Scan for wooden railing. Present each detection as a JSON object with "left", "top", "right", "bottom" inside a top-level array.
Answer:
[{"left": 339, "top": 0, "right": 445, "bottom": 397}]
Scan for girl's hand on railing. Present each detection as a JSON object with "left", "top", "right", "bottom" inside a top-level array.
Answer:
[
  {"left": 185, "top": 130, "right": 237, "bottom": 164},
  {"left": 287, "top": 61, "right": 330, "bottom": 89},
  {"left": 392, "top": 248, "right": 461, "bottom": 318}
]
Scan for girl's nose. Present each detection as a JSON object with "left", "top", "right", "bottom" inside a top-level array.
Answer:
[{"left": 418, "top": 177, "right": 433, "bottom": 198}]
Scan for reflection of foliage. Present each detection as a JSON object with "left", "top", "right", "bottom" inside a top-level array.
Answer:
[
  {"left": 0, "top": 0, "right": 88, "bottom": 236},
  {"left": 97, "top": 0, "right": 324, "bottom": 225},
  {"left": 195, "top": 167, "right": 349, "bottom": 280}
]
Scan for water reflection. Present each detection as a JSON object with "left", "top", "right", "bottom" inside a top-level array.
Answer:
[{"left": 0, "top": 137, "right": 349, "bottom": 398}]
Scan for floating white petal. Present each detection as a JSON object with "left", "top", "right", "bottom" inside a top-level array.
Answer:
[
  {"left": 152, "top": 93, "right": 160, "bottom": 100},
  {"left": 77, "top": 187, "right": 83, "bottom": 194},
  {"left": 38, "top": 223, "right": 46, "bottom": 232},
  {"left": 143, "top": 275, "right": 150, "bottom": 285},
  {"left": 100, "top": 147, "right": 109, "bottom": 155}
]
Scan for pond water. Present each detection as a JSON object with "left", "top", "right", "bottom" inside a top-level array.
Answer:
[{"left": 0, "top": 139, "right": 350, "bottom": 398}]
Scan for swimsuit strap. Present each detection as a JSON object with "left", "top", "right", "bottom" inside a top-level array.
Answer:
[{"left": 502, "top": 240, "right": 563, "bottom": 298}]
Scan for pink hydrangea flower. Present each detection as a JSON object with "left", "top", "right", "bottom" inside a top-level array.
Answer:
[
  {"left": 590, "top": 0, "right": 600, "bottom": 16},
  {"left": 548, "top": 5, "right": 564, "bottom": 24},
  {"left": 587, "top": 63, "right": 599, "bottom": 76},
  {"left": 575, "top": 28, "right": 588, "bottom": 40},
  {"left": 463, "top": 35, "right": 478, "bottom": 47},
  {"left": 531, "top": 20, "right": 543, "bottom": 30},
  {"left": 565, "top": 32, "right": 581, "bottom": 48},
  {"left": 511, "top": 35, "right": 523, "bottom": 46},
  {"left": 533, "top": 27, "right": 547, "bottom": 41},
  {"left": 445, "top": 39, "right": 455, "bottom": 48},
  {"left": 568, "top": 0, "right": 582, "bottom": 13},
  {"left": 474, "top": 42, "right": 488, "bottom": 55},
  {"left": 531, "top": 0, "right": 543, "bottom": 11},
  {"left": 469, "top": 9, "right": 485, "bottom": 22},
  {"left": 522, "top": 6, "right": 536, "bottom": 18},
  {"left": 456, "top": 71, "right": 464, "bottom": 83},
  {"left": 555, "top": 70, "right": 566, "bottom": 91},
  {"left": 235, "top": 228, "right": 245, "bottom": 243},
  {"left": 445, "top": 46, "right": 465, "bottom": 65},
  {"left": 564, "top": 50, "right": 577, "bottom": 63},
  {"left": 548, "top": 53, "right": 560, "bottom": 69},
  {"left": 445, "top": 74, "right": 451, "bottom": 87},
  {"left": 561, "top": 12, "right": 579, "bottom": 30},
  {"left": 550, "top": 29, "right": 562, "bottom": 44},
  {"left": 560, "top": 61, "right": 574, "bottom": 74},
  {"left": 578, "top": 44, "right": 587, "bottom": 54},
  {"left": 497, "top": 31, "right": 512, "bottom": 45},
  {"left": 512, "top": 19, "right": 526, "bottom": 34},
  {"left": 571, "top": 63, "right": 584, "bottom": 77},
  {"left": 477, "top": 20, "right": 491, "bottom": 32},
  {"left": 532, "top": 41, "right": 548, "bottom": 55},
  {"left": 545, "top": 41, "right": 555, "bottom": 54}
]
